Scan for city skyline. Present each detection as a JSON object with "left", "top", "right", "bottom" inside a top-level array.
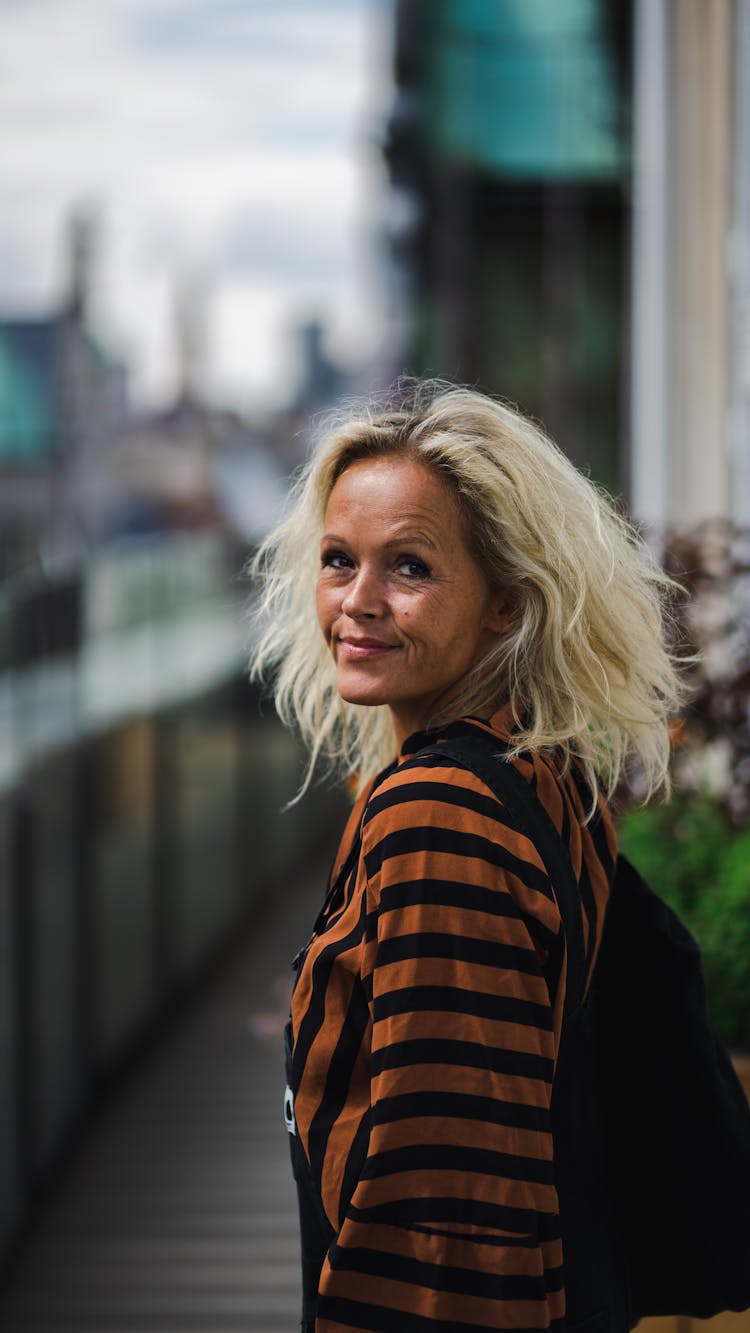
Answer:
[{"left": 0, "top": 0, "right": 391, "bottom": 412}]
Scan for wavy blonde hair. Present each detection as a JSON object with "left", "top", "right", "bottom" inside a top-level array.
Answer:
[{"left": 249, "top": 382, "right": 685, "bottom": 811}]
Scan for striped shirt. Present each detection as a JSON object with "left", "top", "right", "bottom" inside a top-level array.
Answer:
[{"left": 289, "top": 707, "right": 617, "bottom": 1332}]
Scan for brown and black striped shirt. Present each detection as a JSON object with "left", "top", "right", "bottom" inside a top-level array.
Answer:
[{"left": 289, "top": 707, "right": 617, "bottom": 1332}]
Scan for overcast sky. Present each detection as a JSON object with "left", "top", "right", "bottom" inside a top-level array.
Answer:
[{"left": 0, "top": 0, "right": 393, "bottom": 411}]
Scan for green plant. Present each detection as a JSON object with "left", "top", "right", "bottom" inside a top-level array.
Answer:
[{"left": 618, "top": 794, "right": 750, "bottom": 1049}]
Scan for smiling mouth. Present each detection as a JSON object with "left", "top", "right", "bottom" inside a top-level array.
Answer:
[{"left": 338, "top": 638, "right": 399, "bottom": 659}]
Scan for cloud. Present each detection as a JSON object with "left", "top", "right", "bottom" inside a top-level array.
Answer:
[
  {"left": 129, "top": 0, "right": 368, "bottom": 63},
  {"left": 0, "top": 0, "right": 372, "bottom": 151}
]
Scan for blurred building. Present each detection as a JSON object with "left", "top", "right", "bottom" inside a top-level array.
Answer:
[
  {"left": 0, "top": 213, "right": 129, "bottom": 576},
  {"left": 0, "top": 220, "right": 293, "bottom": 575},
  {"left": 630, "top": 0, "right": 750, "bottom": 529},
  {"left": 109, "top": 289, "right": 295, "bottom": 541},
  {"left": 268, "top": 315, "right": 370, "bottom": 471},
  {"left": 382, "top": 0, "right": 631, "bottom": 491},
  {"left": 292, "top": 319, "right": 352, "bottom": 416},
  {"left": 110, "top": 396, "right": 287, "bottom": 548},
  {"left": 382, "top": 0, "right": 750, "bottom": 527}
]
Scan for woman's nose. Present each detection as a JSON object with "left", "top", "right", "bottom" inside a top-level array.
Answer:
[{"left": 341, "top": 566, "right": 385, "bottom": 618}]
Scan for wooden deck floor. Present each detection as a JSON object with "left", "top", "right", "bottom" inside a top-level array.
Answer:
[{"left": 0, "top": 873, "right": 324, "bottom": 1332}]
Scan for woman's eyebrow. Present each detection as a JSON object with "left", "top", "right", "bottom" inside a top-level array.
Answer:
[{"left": 320, "top": 531, "right": 438, "bottom": 550}]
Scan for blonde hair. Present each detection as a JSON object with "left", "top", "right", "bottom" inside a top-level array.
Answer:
[{"left": 249, "top": 382, "right": 685, "bottom": 812}]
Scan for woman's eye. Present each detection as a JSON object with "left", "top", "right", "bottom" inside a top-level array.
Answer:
[
  {"left": 396, "top": 556, "right": 430, "bottom": 579},
  {"left": 321, "top": 550, "right": 352, "bottom": 570}
]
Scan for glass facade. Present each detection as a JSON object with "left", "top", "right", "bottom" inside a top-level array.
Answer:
[
  {"left": 389, "top": 0, "right": 631, "bottom": 492},
  {"left": 427, "top": 0, "right": 627, "bottom": 180}
]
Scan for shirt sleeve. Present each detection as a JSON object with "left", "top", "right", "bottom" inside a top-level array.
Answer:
[{"left": 315, "top": 761, "right": 565, "bottom": 1333}]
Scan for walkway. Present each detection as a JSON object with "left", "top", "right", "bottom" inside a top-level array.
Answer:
[{"left": 0, "top": 871, "right": 325, "bottom": 1332}]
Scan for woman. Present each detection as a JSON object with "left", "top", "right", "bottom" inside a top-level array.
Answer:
[{"left": 250, "top": 384, "right": 683, "bottom": 1333}]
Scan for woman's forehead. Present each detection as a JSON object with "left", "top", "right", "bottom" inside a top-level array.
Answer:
[
  {"left": 328, "top": 454, "right": 457, "bottom": 508},
  {"left": 322, "top": 457, "right": 472, "bottom": 557}
]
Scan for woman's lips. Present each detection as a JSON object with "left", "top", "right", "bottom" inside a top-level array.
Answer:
[{"left": 338, "top": 638, "right": 399, "bottom": 660}]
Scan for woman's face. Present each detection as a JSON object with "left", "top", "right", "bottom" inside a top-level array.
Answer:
[{"left": 316, "top": 455, "right": 509, "bottom": 746}]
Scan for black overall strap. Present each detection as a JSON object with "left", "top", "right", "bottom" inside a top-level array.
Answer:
[{"left": 413, "top": 734, "right": 588, "bottom": 1016}]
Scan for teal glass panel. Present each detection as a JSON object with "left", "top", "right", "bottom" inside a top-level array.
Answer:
[
  {"left": 0, "top": 332, "right": 55, "bottom": 464},
  {"left": 428, "top": 0, "right": 626, "bottom": 179}
]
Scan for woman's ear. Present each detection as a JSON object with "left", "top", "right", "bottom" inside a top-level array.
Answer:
[{"left": 484, "top": 594, "right": 515, "bottom": 636}]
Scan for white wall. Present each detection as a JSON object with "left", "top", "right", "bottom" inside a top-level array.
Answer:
[{"left": 630, "top": 0, "right": 734, "bottom": 528}]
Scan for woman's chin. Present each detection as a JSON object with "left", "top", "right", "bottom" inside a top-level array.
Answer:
[
  {"left": 334, "top": 668, "right": 396, "bottom": 709},
  {"left": 337, "top": 684, "right": 391, "bottom": 709}
]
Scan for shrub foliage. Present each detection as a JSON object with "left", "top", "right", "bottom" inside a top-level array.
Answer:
[{"left": 616, "top": 521, "right": 750, "bottom": 1049}]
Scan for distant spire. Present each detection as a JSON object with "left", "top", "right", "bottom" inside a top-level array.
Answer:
[
  {"left": 173, "top": 277, "right": 208, "bottom": 406},
  {"left": 67, "top": 206, "right": 98, "bottom": 323}
]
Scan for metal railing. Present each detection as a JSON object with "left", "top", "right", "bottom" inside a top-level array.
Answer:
[{"left": 0, "top": 537, "right": 345, "bottom": 1264}]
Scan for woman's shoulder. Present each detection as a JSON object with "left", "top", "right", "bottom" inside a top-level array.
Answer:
[
  {"left": 360, "top": 717, "right": 617, "bottom": 879},
  {"left": 357, "top": 733, "right": 566, "bottom": 949},
  {"left": 360, "top": 714, "right": 560, "bottom": 819},
  {"left": 358, "top": 729, "right": 553, "bottom": 888},
  {"left": 355, "top": 719, "right": 617, "bottom": 1003},
  {"left": 363, "top": 739, "right": 517, "bottom": 836}
]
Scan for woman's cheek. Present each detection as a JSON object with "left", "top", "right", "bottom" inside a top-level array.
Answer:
[{"left": 315, "top": 585, "right": 335, "bottom": 641}]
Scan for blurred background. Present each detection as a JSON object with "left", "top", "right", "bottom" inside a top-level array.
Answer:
[{"left": 1, "top": 0, "right": 749, "bottom": 1329}]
